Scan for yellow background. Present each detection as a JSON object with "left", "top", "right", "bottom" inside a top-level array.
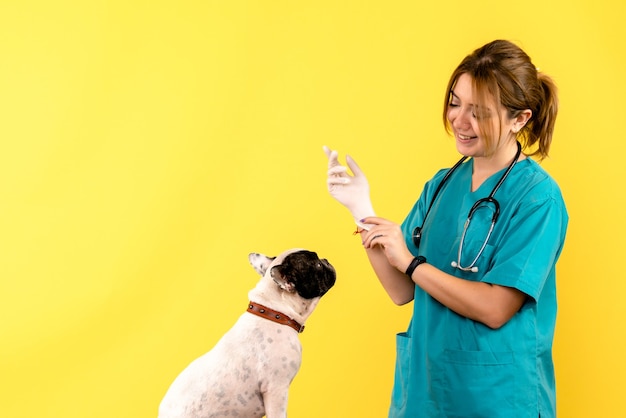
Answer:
[{"left": 1, "top": 1, "right": 624, "bottom": 417}]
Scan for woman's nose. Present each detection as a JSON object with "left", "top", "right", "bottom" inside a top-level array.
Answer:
[{"left": 452, "top": 108, "right": 471, "bottom": 129}]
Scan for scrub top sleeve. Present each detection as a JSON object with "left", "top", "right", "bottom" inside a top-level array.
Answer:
[{"left": 482, "top": 195, "right": 568, "bottom": 301}]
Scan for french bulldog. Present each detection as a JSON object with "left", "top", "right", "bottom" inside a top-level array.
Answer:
[{"left": 158, "top": 248, "right": 336, "bottom": 418}]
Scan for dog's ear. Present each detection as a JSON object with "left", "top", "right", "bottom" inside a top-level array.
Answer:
[
  {"left": 248, "top": 253, "right": 276, "bottom": 276},
  {"left": 269, "top": 266, "right": 297, "bottom": 293}
]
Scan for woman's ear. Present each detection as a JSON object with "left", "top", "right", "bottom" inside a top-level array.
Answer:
[{"left": 512, "top": 109, "right": 532, "bottom": 133}]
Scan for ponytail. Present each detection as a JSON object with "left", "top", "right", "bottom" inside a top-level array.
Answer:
[{"left": 524, "top": 73, "right": 559, "bottom": 160}]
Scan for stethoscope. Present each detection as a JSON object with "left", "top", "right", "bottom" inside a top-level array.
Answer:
[{"left": 412, "top": 141, "right": 522, "bottom": 273}]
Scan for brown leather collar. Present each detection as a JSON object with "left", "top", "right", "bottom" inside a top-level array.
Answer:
[{"left": 247, "top": 301, "right": 305, "bottom": 333}]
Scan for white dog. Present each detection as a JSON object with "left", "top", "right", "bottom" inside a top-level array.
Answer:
[{"left": 158, "top": 249, "right": 336, "bottom": 418}]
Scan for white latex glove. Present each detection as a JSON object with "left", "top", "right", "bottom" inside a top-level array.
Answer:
[{"left": 323, "top": 145, "right": 376, "bottom": 230}]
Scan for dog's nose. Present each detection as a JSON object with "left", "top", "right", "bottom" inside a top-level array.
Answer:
[{"left": 320, "top": 258, "right": 334, "bottom": 272}]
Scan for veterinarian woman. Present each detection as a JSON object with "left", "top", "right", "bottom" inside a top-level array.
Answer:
[{"left": 324, "top": 40, "right": 568, "bottom": 417}]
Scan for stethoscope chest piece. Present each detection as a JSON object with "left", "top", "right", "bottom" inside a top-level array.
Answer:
[{"left": 412, "top": 227, "right": 423, "bottom": 247}]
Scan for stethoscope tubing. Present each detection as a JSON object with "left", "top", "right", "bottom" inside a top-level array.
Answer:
[{"left": 413, "top": 142, "right": 522, "bottom": 272}]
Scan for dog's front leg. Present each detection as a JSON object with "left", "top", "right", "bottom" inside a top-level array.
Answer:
[{"left": 262, "top": 389, "right": 289, "bottom": 418}]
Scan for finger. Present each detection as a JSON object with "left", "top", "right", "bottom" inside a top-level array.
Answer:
[
  {"left": 327, "top": 165, "right": 348, "bottom": 176},
  {"left": 360, "top": 216, "right": 392, "bottom": 227},
  {"left": 367, "top": 233, "right": 386, "bottom": 249},
  {"left": 327, "top": 177, "right": 350, "bottom": 186},
  {"left": 345, "top": 155, "right": 365, "bottom": 177},
  {"left": 362, "top": 226, "right": 381, "bottom": 241},
  {"left": 324, "top": 146, "right": 341, "bottom": 169}
]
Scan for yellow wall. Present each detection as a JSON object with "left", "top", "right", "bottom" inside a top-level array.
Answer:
[{"left": 1, "top": 1, "right": 624, "bottom": 417}]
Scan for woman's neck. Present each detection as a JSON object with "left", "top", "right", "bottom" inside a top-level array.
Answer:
[{"left": 471, "top": 142, "right": 524, "bottom": 191}]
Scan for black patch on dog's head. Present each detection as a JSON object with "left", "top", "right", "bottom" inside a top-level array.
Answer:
[{"left": 271, "top": 250, "right": 336, "bottom": 299}]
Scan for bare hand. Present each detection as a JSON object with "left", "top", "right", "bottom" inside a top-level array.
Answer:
[{"left": 361, "top": 217, "right": 414, "bottom": 273}]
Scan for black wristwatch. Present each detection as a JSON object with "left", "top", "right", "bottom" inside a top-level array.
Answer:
[{"left": 405, "top": 256, "right": 427, "bottom": 277}]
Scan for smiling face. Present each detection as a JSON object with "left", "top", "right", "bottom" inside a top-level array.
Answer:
[{"left": 446, "top": 73, "right": 521, "bottom": 159}]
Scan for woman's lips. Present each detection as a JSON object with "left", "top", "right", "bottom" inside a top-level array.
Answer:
[{"left": 457, "top": 133, "right": 477, "bottom": 141}]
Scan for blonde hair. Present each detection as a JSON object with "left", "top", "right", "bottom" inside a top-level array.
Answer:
[{"left": 443, "top": 40, "right": 558, "bottom": 160}]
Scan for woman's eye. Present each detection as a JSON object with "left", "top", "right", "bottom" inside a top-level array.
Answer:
[
  {"left": 473, "top": 111, "right": 490, "bottom": 120},
  {"left": 449, "top": 102, "right": 460, "bottom": 108}
]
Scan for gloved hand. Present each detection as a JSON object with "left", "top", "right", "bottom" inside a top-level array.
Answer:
[{"left": 323, "top": 145, "right": 376, "bottom": 230}]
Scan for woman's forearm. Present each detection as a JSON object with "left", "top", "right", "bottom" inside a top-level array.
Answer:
[{"left": 363, "top": 242, "right": 416, "bottom": 305}]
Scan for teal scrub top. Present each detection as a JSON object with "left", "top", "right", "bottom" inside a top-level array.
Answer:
[{"left": 392, "top": 158, "right": 568, "bottom": 418}]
